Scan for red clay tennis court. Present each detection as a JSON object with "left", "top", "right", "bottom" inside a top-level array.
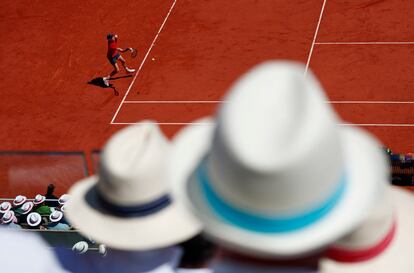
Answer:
[{"left": 1, "top": 0, "right": 413, "bottom": 195}]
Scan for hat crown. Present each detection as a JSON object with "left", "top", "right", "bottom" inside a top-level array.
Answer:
[
  {"left": 27, "top": 212, "right": 41, "bottom": 226},
  {"left": 206, "top": 62, "right": 344, "bottom": 215},
  {"left": 0, "top": 202, "right": 10, "bottom": 210},
  {"left": 2, "top": 211, "right": 13, "bottom": 221},
  {"left": 98, "top": 122, "right": 171, "bottom": 206},
  {"left": 50, "top": 211, "right": 63, "bottom": 222},
  {"left": 22, "top": 202, "right": 33, "bottom": 212}
]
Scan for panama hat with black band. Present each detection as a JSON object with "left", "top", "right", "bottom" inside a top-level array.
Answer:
[{"left": 66, "top": 121, "right": 201, "bottom": 250}]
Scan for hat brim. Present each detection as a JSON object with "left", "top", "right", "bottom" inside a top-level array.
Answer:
[
  {"left": 169, "top": 118, "right": 387, "bottom": 257},
  {"left": 65, "top": 176, "right": 201, "bottom": 251},
  {"left": 34, "top": 198, "right": 45, "bottom": 205},
  {"left": 320, "top": 186, "right": 414, "bottom": 273}
]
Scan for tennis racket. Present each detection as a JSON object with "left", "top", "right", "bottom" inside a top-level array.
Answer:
[{"left": 130, "top": 48, "right": 138, "bottom": 58}]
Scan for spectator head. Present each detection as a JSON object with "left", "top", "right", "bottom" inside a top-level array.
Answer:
[
  {"left": 49, "top": 211, "right": 63, "bottom": 223},
  {"left": 46, "top": 184, "right": 55, "bottom": 195},
  {"left": 72, "top": 241, "right": 89, "bottom": 254},
  {"left": 65, "top": 121, "right": 201, "bottom": 250},
  {"left": 2, "top": 211, "right": 15, "bottom": 224},
  {"left": 21, "top": 202, "right": 34, "bottom": 215},
  {"left": 27, "top": 212, "right": 42, "bottom": 227},
  {"left": 169, "top": 61, "right": 388, "bottom": 258},
  {"left": 0, "top": 202, "right": 11, "bottom": 213},
  {"left": 13, "top": 195, "right": 27, "bottom": 207},
  {"left": 33, "top": 194, "right": 46, "bottom": 205},
  {"left": 58, "top": 194, "right": 70, "bottom": 206}
]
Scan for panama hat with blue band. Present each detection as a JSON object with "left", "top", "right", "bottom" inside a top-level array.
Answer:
[
  {"left": 65, "top": 121, "right": 201, "bottom": 251},
  {"left": 168, "top": 61, "right": 389, "bottom": 258}
]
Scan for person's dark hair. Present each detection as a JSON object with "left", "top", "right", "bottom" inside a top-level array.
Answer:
[
  {"left": 46, "top": 184, "right": 55, "bottom": 195},
  {"left": 178, "top": 234, "right": 217, "bottom": 268}
]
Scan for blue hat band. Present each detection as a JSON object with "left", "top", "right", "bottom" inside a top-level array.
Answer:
[
  {"left": 196, "top": 163, "right": 346, "bottom": 233},
  {"left": 95, "top": 191, "right": 172, "bottom": 218}
]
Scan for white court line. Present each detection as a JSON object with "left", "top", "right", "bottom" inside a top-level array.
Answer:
[
  {"left": 110, "top": 0, "right": 178, "bottom": 124},
  {"left": 111, "top": 122, "right": 414, "bottom": 127},
  {"left": 121, "top": 100, "right": 414, "bottom": 104},
  {"left": 316, "top": 41, "right": 414, "bottom": 45},
  {"left": 305, "top": 0, "right": 328, "bottom": 75}
]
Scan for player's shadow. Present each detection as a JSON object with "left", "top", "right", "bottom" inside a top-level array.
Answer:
[{"left": 87, "top": 77, "right": 119, "bottom": 96}]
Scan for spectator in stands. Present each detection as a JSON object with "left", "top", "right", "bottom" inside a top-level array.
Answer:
[
  {"left": 34, "top": 194, "right": 46, "bottom": 207},
  {"left": 168, "top": 62, "right": 388, "bottom": 273},
  {"left": 177, "top": 234, "right": 217, "bottom": 273},
  {"left": 0, "top": 201, "right": 11, "bottom": 215},
  {"left": 1, "top": 211, "right": 21, "bottom": 229},
  {"left": 27, "top": 212, "right": 44, "bottom": 230},
  {"left": 56, "top": 121, "right": 200, "bottom": 273},
  {"left": 58, "top": 194, "right": 70, "bottom": 207},
  {"left": 12, "top": 195, "right": 27, "bottom": 209},
  {"left": 72, "top": 241, "right": 89, "bottom": 254},
  {"left": 0, "top": 228, "right": 69, "bottom": 273},
  {"left": 321, "top": 187, "right": 414, "bottom": 273},
  {"left": 15, "top": 201, "right": 34, "bottom": 225},
  {"left": 34, "top": 194, "right": 52, "bottom": 217},
  {"left": 45, "top": 183, "right": 59, "bottom": 207},
  {"left": 58, "top": 204, "right": 70, "bottom": 226},
  {"left": 47, "top": 211, "right": 70, "bottom": 230}
]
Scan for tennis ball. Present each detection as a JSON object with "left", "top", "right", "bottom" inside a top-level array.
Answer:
[{"left": 152, "top": 57, "right": 155, "bottom": 61}]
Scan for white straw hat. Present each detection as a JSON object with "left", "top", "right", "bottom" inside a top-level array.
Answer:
[
  {"left": 66, "top": 121, "right": 201, "bottom": 250},
  {"left": 72, "top": 241, "right": 89, "bottom": 254},
  {"left": 21, "top": 202, "right": 34, "bottom": 215},
  {"left": 0, "top": 202, "right": 11, "bottom": 213},
  {"left": 168, "top": 61, "right": 388, "bottom": 258},
  {"left": 33, "top": 194, "right": 46, "bottom": 205},
  {"left": 60, "top": 204, "right": 67, "bottom": 212},
  {"left": 27, "top": 212, "right": 42, "bottom": 227},
  {"left": 2, "top": 210, "right": 15, "bottom": 224},
  {"left": 13, "top": 195, "right": 27, "bottom": 207},
  {"left": 58, "top": 194, "right": 70, "bottom": 205},
  {"left": 98, "top": 244, "right": 107, "bottom": 257},
  {"left": 321, "top": 186, "right": 414, "bottom": 273},
  {"left": 49, "top": 211, "right": 63, "bottom": 222}
]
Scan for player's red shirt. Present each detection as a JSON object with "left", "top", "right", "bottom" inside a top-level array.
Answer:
[{"left": 107, "top": 39, "right": 118, "bottom": 58}]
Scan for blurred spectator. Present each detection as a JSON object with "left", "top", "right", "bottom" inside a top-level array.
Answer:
[
  {"left": 34, "top": 194, "right": 46, "bottom": 206},
  {"left": 56, "top": 122, "right": 199, "bottom": 273},
  {"left": 45, "top": 183, "right": 59, "bottom": 207},
  {"left": 58, "top": 194, "right": 70, "bottom": 207},
  {"left": 0, "top": 201, "right": 11, "bottom": 214},
  {"left": 168, "top": 62, "right": 388, "bottom": 273},
  {"left": 321, "top": 186, "right": 414, "bottom": 273},
  {"left": 27, "top": 212, "right": 44, "bottom": 230},
  {"left": 12, "top": 195, "right": 27, "bottom": 208},
  {"left": 0, "top": 228, "right": 69, "bottom": 273},
  {"left": 35, "top": 198, "right": 52, "bottom": 216},
  {"left": 177, "top": 234, "right": 217, "bottom": 273},
  {"left": 1, "top": 211, "right": 21, "bottom": 229},
  {"left": 47, "top": 211, "right": 70, "bottom": 231},
  {"left": 15, "top": 201, "right": 34, "bottom": 225},
  {"left": 72, "top": 241, "right": 89, "bottom": 254}
]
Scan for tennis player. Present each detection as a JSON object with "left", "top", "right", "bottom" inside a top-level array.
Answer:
[{"left": 103, "top": 33, "right": 135, "bottom": 87}]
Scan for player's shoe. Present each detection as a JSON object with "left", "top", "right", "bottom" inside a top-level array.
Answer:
[
  {"left": 126, "top": 67, "right": 136, "bottom": 73},
  {"left": 102, "top": 77, "right": 110, "bottom": 87}
]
